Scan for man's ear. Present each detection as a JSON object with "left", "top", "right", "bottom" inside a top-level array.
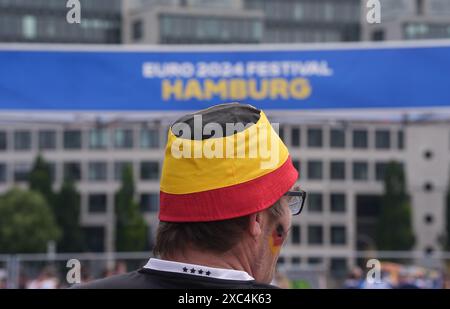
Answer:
[{"left": 248, "top": 212, "right": 262, "bottom": 238}]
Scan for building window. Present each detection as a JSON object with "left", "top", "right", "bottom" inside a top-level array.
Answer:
[
  {"left": 64, "top": 162, "right": 81, "bottom": 181},
  {"left": 88, "top": 194, "right": 107, "bottom": 213},
  {"left": 291, "top": 225, "right": 301, "bottom": 244},
  {"left": 140, "top": 161, "right": 159, "bottom": 180},
  {"left": 353, "top": 129, "right": 368, "bottom": 149},
  {"left": 292, "top": 159, "right": 300, "bottom": 178},
  {"left": 307, "top": 257, "right": 323, "bottom": 265},
  {"left": 416, "top": 0, "right": 424, "bottom": 15},
  {"left": 308, "top": 193, "right": 323, "bottom": 212},
  {"left": 114, "top": 128, "right": 133, "bottom": 149},
  {"left": 89, "top": 128, "right": 108, "bottom": 149},
  {"left": 375, "top": 162, "right": 387, "bottom": 181},
  {"left": 324, "top": 2, "right": 334, "bottom": 21},
  {"left": 252, "top": 20, "right": 263, "bottom": 40},
  {"left": 307, "top": 160, "right": 323, "bottom": 180},
  {"left": 140, "top": 128, "right": 159, "bottom": 149},
  {"left": 132, "top": 20, "right": 143, "bottom": 41},
  {"left": 308, "top": 225, "right": 323, "bottom": 245},
  {"left": 330, "top": 258, "right": 348, "bottom": 277},
  {"left": 330, "top": 161, "right": 345, "bottom": 180},
  {"left": 22, "top": 15, "right": 37, "bottom": 39},
  {"left": 353, "top": 161, "right": 368, "bottom": 181},
  {"left": 114, "top": 161, "right": 132, "bottom": 181},
  {"left": 330, "top": 129, "right": 345, "bottom": 148},
  {"left": 0, "top": 131, "right": 7, "bottom": 150},
  {"left": 88, "top": 162, "right": 107, "bottom": 181},
  {"left": 83, "top": 227, "right": 104, "bottom": 252},
  {"left": 424, "top": 214, "right": 434, "bottom": 224},
  {"left": 278, "top": 126, "right": 285, "bottom": 143},
  {"left": 38, "top": 130, "right": 56, "bottom": 150},
  {"left": 140, "top": 193, "right": 160, "bottom": 213},
  {"left": 160, "top": 16, "right": 173, "bottom": 37},
  {"left": 291, "top": 127, "right": 300, "bottom": 147},
  {"left": 331, "top": 226, "right": 346, "bottom": 245},
  {"left": 64, "top": 130, "right": 82, "bottom": 150},
  {"left": 292, "top": 257, "right": 301, "bottom": 265},
  {"left": 0, "top": 163, "right": 7, "bottom": 182},
  {"left": 307, "top": 128, "right": 323, "bottom": 147},
  {"left": 331, "top": 193, "right": 346, "bottom": 213},
  {"left": 372, "top": 30, "right": 384, "bottom": 41},
  {"left": 277, "top": 256, "right": 285, "bottom": 265},
  {"left": 293, "top": 3, "right": 303, "bottom": 20},
  {"left": 13, "top": 163, "right": 31, "bottom": 182},
  {"left": 48, "top": 162, "right": 56, "bottom": 183},
  {"left": 404, "top": 23, "right": 433, "bottom": 39},
  {"left": 375, "top": 130, "right": 391, "bottom": 149},
  {"left": 398, "top": 130, "right": 404, "bottom": 150},
  {"left": 14, "top": 131, "right": 31, "bottom": 150}
]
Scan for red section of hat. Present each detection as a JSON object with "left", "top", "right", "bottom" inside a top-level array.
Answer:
[{"left": 159, "top": 156, "right": 298, "bottom": 222}]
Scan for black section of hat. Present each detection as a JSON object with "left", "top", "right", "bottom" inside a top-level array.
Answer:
[{"left": 171, "top": 103, "right": 261, "bottom": 140}]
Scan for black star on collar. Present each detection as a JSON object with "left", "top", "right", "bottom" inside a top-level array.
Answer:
[
  {"left": 190, "top": 268, "right": 196, "bottom": 274},
  {"left": 182, "top": 267, "right": 188, "bottom": 272},
  {"left": 197, "top": 269, "right": 203, "bottom": 275},
  {"left": 205, "top": 271, "right": 211, "bottom": 276}
]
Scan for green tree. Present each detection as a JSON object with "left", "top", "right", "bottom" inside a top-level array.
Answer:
[
  {"left": 28, "top": 155, "right": 86, "bottom": 252},
  {"left": 0, "top": 188, "right": 60, "bottom": 253},
  {"left": 375, "top": 161, "right": 415, "bottom": 251},
  {"left": 115, "top": 164, "right": 147, "bottom": 252},
  {"left": 54, "top": 180, "right": 85, "bottom": 252},
  {"left": 28, "top": 155, "right": 54, "bottom": 207}
]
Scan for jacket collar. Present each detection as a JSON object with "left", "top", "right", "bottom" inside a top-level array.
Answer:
[{"left": 143, "top": 258, "right": 255, "bottom": 281}]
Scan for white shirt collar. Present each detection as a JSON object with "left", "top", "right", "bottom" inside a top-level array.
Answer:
[{"left": 143, "top": 258, "right": 255, "bottom": 281}]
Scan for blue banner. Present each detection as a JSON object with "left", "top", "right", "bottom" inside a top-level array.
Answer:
[{"left": 1, "top": 44, "right": 450, "bottom": 111}]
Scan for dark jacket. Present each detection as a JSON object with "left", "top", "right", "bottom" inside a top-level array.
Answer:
[{"left": 72, "top": 268, "right": 278, "bottom": 289}]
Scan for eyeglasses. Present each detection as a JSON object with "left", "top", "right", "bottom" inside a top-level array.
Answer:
[{"left": 283, "top": 186, "right": 307, "bottom": 216}]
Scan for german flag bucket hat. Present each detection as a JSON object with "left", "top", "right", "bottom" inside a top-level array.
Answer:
[{"left": 159, "top": 103, "right": 298, "bottom": 222}]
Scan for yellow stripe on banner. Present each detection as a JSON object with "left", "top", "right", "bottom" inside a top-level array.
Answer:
[{"left": 161, "top": 112, "right": 289, "bottom": 194}]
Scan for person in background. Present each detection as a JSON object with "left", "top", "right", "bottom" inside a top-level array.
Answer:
[
  {"left": 343, "top": 267, "right": 363, "bottom": 289},
  {"left": 0, "top": 269, "right": 7, "bottom": 289},
  {"left": 114, "top": 261, "right": 128, "bottom": 275},
  {"left": 395, "top": 271, "right": 419, "bottom": 289},
  {"left": 27, "top": 266, "right": 59, "bottom": 289}
]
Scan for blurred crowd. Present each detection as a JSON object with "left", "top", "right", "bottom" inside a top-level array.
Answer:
[
  {"left": 0, "top": 261, "right": 129, "bottom": 289},
  {"left": 343, "top": 263, "right": 450, "bottom": 289},
  {"left": 2, "top": 261, "right": 450, "bottom": 289}
]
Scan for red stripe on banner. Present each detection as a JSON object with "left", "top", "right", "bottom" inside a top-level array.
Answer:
[{"left": 159, "top": 156, "right": 299, "bottom": 222}]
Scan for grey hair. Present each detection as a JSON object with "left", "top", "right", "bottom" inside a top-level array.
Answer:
[{"left": 268, "top": 200, "right": 284, "bottom": 218}]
